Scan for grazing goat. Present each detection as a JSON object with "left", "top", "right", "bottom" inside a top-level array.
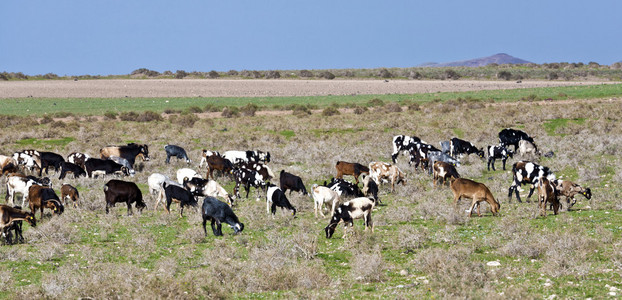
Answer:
[
  {"left": 12, "top": 151, "right": 40, "bottom": 174},
  {"left": 508, "top": 161, "right": 555, "bottom": 203},
  {"left": 426, "top": 151, "right": 460, "bottom": 175},
  {"left": 499, "top": 128, "right": 536, "bottom": 152},
  {"left": 199, "top": 150, "right": 221, "bottom": 169},
  {"left": 0, "top": 155, "right": 18, "bottom": 171},
  {"left": 161, "top": 182, "right": 198, "bottom": 217},
  {"left": 176, "top": 168, "right": 201, "bottom": 184},
  {"left": 100, "top": 143, "right": 150, "bottom": 166},
  {"left": 450, "top": 137, "right": 484, "bottom": 158},
  {"left": 108, "top": 156, "right": 136, "bottom": 176},
  {"left": 450, "top": 178, "right": 500, "bottom": 217},
  {"left": 84, "top": 158, "right": 131, "bottom": 178},
  {"left": 60, "top": 184, "right": 80, "bottom": 208},
  {"left": 324, "top": 178, "right": 364, "bottom": 198},
  {"left": 147, "top": 173, "right": 183, "bottom": 210},
  {"left": 266, "top": 184, "right": 296, "bottom": 217},
  {"left": 28, "top": 185, "right": 64, "bottom": 219},
  {"left": 184, "top": 177, "right": 235, "bottom": 206},
  {"left": 6, "top": 174, "right": 39, "bottom": 206},
  {"left": 433, "top": 161, "right": 460, "bottom": 187},
  {"left": 2, "top": 163, "right": 20, "bottom": 177},
  {"left": 232, "top": 167, "right": 266, "bottom": 200},
  {"left": 223, "top": 150, "right": 270, "bottom": 165},
  {"left": 279, "top": 170, "right": 308, "bottom": 195},
  {"left": 360, "top": 174, "right": 380, "bottom": 205},
  {"left": 518, "top": 140, "right": 540, "bottom": 158},
  {"left": 3, "top": 206, "right": 26, "bottom": 245},
  {"left": 0, "top": 205, "right": 36, "bottom": 243},
  {"left": 391, "top": 135, "right": 421, "bottom": 163},
  {"left": 311, "top": 184, "right": 340, "bottom": 218},
  {"left": 164, "top": 144, "right": 191, "bottom": 164},
  {"left": 335, "top": 161, "right": 369, "bottom": 184},
  {"left": 205, "top": 154, "right": 233, "bottom": 180},
  {"left": 368, "top": 162, "right": 406, "bottom": 192},
  {"left": 552, "top": 180, "right": 592, "bottom": 210},
  {"left": 58, "top": 161, "right": 87, "bottom": 179},
  {"left": 103, "top": 179, "right": 146, "bottom": 216},
  {"left": 538, "top": 177, "right": 559, "bottom": 217},
  {"left": 202, "top": 196, "right": 244, "bottom": 236},
  {"left": 38, "top": 151, "right": 65, "bottom": 176},
  {"left": 486, "top": 145, "right": 513, "bottom": 171},
  {"left": 324, "top": 197, "right": 375, "bottom": 239}
]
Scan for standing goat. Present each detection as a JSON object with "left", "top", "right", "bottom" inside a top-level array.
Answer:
[
  {"left": 451, "top": 178, "right": 500, "bottom": 217},
  {"left": 311, "top": 184, "right": 340, "bottom": 218},
  {"left": 324, "top": 197, "right": 375, "bottom": 238}
]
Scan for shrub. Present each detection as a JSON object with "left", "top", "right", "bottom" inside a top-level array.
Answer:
[
  {"left": 240, "top": 70, "right": 262, "bottom": 78},
  {"left": 264, "top": 71, "right": 281, "bottom": 79},
  {"left": 207, "top": 71, "right": 220, "bottom": 79},
  {"left": 119, "top": 111, "right": 139, "bottom": 121},
  {"left": 136, "top": 111, "right": 163, "bottom": 122},
  {"left": 43, "top": 73, "right": 59, "bottom": 79},
  {"left": 318, "top": 71, "right": 335, "bottom": 80},
  {"left": 185, "top": 106, "right": 203, "bottom": 114},
  {"left": 163, "top": 109, "right": 181, "bottom": 114},
  {"left": 383, "top": 102, "right": 402, "bottom": 113},
  {"left": 367, "top": 98, "right": 384, "bottom": 107},
  {"left": 171, "top": 113, "right": 199, "bottom": 127},
  {"left": 203, "top": 104, "right": 221, "bottom": 112},
  {"left": 0, "top": 73, "right": 8, "bottom": 81},
  {"left": 322, "top": 107, "right": 340, "bottom": 116},
  {"left": 408, "top": 71, "right": 422, "bottom": 80},
  {"left": 408, "top": 103, "right": 421, "bottom": 111},
  {"left": 497, "top": 71, "right": 512, "bottom": 80},
  {"left": 444, "top": 69, "right": 461, "bottom": 80},
  {"left": 342, "top": 70, "right": 355, "bottom": 77},
  {"left": 40, "top": 115, "right": 54, "bottom": 124},
  {"left": 227, "top": 70, "right": 239, "bottom": 76},
  {"left": 377, "top": 68, "right": 393, "bottom": 78},
  {"left": 175, "top": 70, "right": 187, "bottom": 79},
  {"left": 104, "top": 111, "right": 117, "bottom": 120},
  {"left": 353, "top": 106, "right": 367, "bottom": 114},
  {"left": 292, "top": 105, "right": 311, "bottom": 117},
  {"left": 240, "top": 104, "right": 258, "bottom": 116},
  {"left": 162, "top": 70, "right": 173, "bottom": 76},
  {"left": 547, "top": 72, "right": 559, "bottom": 80},
  {"left": 50, "top": 121, "right": 66, "bottom": 128},
  {"left": 221, "top": 107, "right": 239, "bottom": 118},
  {"left": 299, "top": 70, "right": 314, "bottom": 78}
]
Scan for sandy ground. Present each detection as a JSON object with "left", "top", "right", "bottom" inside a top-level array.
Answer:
[{"left": 0, "top": 79, "right": 613, "bottom": 98}]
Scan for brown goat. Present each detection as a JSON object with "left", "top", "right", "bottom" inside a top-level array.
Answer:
[
  {"left": 60, "top": 184, "right": 80, "bottom": 208},
  {"left": 538, "top": 177, "right": 559, "bottom": 217},
  {"left": 450, "top": 178, "right": 500, "bottom": 217},
  {"left": 433, "top": 161, "right": 460, "bottom": 187},
  {"left": 335, "top": 161, "right": 369, "bottom": 184},
  {"left": 28, "top": 185, "right": 64, "bottom": 219},
  {"left": 206, "top": 155, "right": 234, "bottom": 180},
  {"left": 552, "top": 179, "right": 591, "bottom": 210}
]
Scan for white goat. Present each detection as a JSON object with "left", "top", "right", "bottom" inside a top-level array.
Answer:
[{"left": 311, "top": 184, "right": 341, "bottom": 218}]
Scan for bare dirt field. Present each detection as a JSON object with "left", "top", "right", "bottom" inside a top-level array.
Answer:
[{"left": 0, "top": 79, "right": 613, "bottom": 98}]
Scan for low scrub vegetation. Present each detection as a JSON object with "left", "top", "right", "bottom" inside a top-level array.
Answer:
[{"left": 0, "top": 92, "right": 621, "bottom": 298}]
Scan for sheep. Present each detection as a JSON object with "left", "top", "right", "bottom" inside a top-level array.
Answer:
[
  {"left": 201, "top": 196, "right": 244, "bottom": 236},
  {"left": 450, "top": 178, "right": 500, "bottom": 217},
  {"left": 311, "top": 184, "right": 340, "bottom": 218},
  {"left": 324, "top": 197, "right": 375, "bottom": 239}
]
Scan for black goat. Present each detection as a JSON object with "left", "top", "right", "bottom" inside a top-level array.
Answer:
[
  {"left": 201, "top": 196, "right": 244, "bottom": 236},
  {"left": 279, "top": 170, "right": 308, "bottom": 196}
]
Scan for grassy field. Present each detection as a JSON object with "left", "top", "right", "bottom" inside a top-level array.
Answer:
[
  {"left": 0, "top": 89, "right": 621, "bottom": 298},
  {"left": 0, "top": 83, "right": 621, "bottom": 116}
]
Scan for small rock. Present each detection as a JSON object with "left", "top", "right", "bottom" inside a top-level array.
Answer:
[
  {"left": 487, "top": 261, "right": 501, "bottom": 267},
  {"left": 399, "top": 270, "right": 408, "bottom": 276}
]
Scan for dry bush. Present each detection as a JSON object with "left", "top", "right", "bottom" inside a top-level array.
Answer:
[
  {"left": 349, "top": 247, "right": 387, "bottom": 283},
  {"left": 367, "top": 98, "right": 384, "bottom": 107},
  {"left": 240, "top": 103, "right": 258, "bottom": 116},
  {"left": 136, "top": 111, "right": 163, "bottom": 122},
  {"left": 170, "top": 113, "right": 199, "bottom": 127},
  {"left": 264, "top": 70, "right": 281, "bottom": 79},
  {"left": 221, "top": 107, "right": 239, "bottom": 118},
  {"left": 39, "top": 115, "right": 53, "bottom": 124},
  {"left": 299, "top": 70, "right": 313, "bottom": 77},
  {"left": 119, "top": 111, "right": 139, "bottom": 121},
  {"left": 382, "top": 102, "right": 402, "bottom": 113},
  {"left": 322, "top": 107, "right": 340, "bottom": 116}
]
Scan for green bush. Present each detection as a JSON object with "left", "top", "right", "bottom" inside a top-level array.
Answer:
[
  {"left": 322, "top": 107, "right": 340, "bottom": 116},
  {"left": 319, "top": 71, "right": 335, "bottom": 79},
  {"left": 175, "top": 70, "right": 188, "bottom": 79},
  {"left": 171, "top": 113, "right": 199, "bottom": 127},
  {"left": 207, "top": 71, "right": 220, "bottom": 79},
  {"left": 299, "top": 70, "right": 313, "bottom": 78},
  {"left": 292, "top": 105, "right": 311, "bottom": 117},
  {"left": 185, "top": 106, "right": 203, "bottom": 114},
  {"left": 353, "top": 106, "right": 367, "bottom": 114},
  {"left": 119, "top": 111, "right": 139, "bottom": 121},
  {"left": 104, "top": 111, "right": 118, "bottom": 120},
  {"left": 222, "top": 107, "right": 239, "bottom": 118},
  {"left": 39, "top": 115, "right": 54, "bottom": 124},
  {"left": 265, "top": 71, "right": 281, "bottom": 79},
  {"left": 136, "top": 111, "right": 163, "bottom": 122},
  {"left": 367, "top": 98, "right": 385, "bottom": 107},
  {"left": 497, "top": 71, "right": 512, "bottom": 80},
  {"left": 240, "top": 104, "right": 259, "bottom": 116}
]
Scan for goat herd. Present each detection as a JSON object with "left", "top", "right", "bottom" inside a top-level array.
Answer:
[{"left": 0, "top": 128, "right": 593, "bottom": 245}]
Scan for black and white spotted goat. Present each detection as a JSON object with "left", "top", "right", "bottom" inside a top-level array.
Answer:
[
  {"left": 232, "top": 167, "right": 267, "bottom": 200},
  {"left": 486, "top": 145, "right": 514, "bottom": 171},
  {"left": 450, "top": 137, "right": 484, "bottom": 158},
  {"left": 266, "top": 184, "right": 297, "bottom": 217},
  {"left": 324, "top": 197, "right": 375, "bottom": 239},
  {"left": 391, "top": 135, "right": 421, "bottom": 163},
  {"left": 324, "top": 178, "right": 364, "bottom": 198},
  {"left": 499, "top": 128, "right": 537, "bottom": 152},
  {"left": 223, "top": 150, "right": 270, "bottom": 165},
  {"left": 508, "top": 161, "right": 555, "bottom": 203}
]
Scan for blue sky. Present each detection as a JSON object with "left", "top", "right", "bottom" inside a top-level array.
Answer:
[{"left": 1, "top": 1, "right": 621, "bottom": 75}]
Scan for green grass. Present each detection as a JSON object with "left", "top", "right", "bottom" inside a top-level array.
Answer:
[
  {"left": 15, "top": 137, "right": 76, "bottom": 149},
  {"left": 543, "top": 118, "right": 586, "bottom": 136},
  {"left": 1, "top": 84, "right": 621, "bottom": 116}
]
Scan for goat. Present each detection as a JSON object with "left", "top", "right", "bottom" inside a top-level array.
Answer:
[
  {"left": 103, "top": 179, "right": 146, "bottom": 216},
  {"left": 368, "top": 161, "right": 406, "bottom": 192},
  {"left": 164, "top": 144, "right": 191, "bottom": 165},
  {"left": 311, "top": 184, "right": 340, "bottom": 218},
  {"left": 184, "top": 177, "right": 235, "bottom": 206},
  {"left": 433, "top": 161, "right": 460, "bottom": 187},
  {"left": 450, "top": 178, "right": 500, "bottom": 217},
  {"left": 518, "top": 140, "right": 541, "bottom": 158},
  {"left": 508, "top": 161, "right": 555, "bottom": 203},
  {"left": 324, "top": 197, "right": 375, "bottom": 239},
  {"left": 60, "top": 184, "right": 80, "bottom": 208},
  {"left": 335, "top": 161, "right": 369, "bottom": 184},
  {"left": 28, "top": 185, "right": 64, "bottom": 219},
  {"left": 266, "top": 184, "right": 296, "bottom": 217},
  {"left": 201, "top": 196, "right": 244, "bottom": 236},
  {"left": 160, "top": 182, "right": 198, "bottom": 217},
  {"left": 537, "top": 177, "right": 559, "bottom": 217},
  {"left": 486, "top": 145, "right": 513, "bottom": 171},
  {"left": 0, "top": 205, "right": 36, "bottom": 244},
  {"left": 176, "top": 168, "right": 201, "bottom": 184},
  {"left": 279, "top": 170, "right": 308, "bottom": 196},
  {"left": 199, "top": 150, "right": 221, "bottom": 169},
  {"left": 360, "top": 174, "right": 380, "bottom": 205},
  {"left": 552, "top": 179, "right": 592, "bottom": 211},
  {"left": 205, "top": 154, "right": 233, "bottom": 180}
]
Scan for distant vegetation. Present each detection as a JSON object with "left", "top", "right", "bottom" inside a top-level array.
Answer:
[{"left": 2, "top": 61, "right": 622, "bottom": 82}]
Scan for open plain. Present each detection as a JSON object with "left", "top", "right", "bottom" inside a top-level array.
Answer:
[{"left": 0, "top": 79, "right": 621, "bottom": 299}]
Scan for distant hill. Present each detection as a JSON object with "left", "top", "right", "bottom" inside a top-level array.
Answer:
[{"left": 420, "top": 53, "right": 532, "bottom": 67}]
